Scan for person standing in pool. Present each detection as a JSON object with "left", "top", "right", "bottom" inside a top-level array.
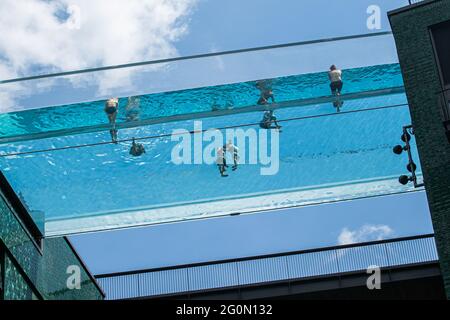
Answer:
[
  {"left": 216, "top": 147, "right": 229, "bottom": 177},
  {"left": 105, "top": 98, "right": 119, "bottom": 143},
  {"left": 224, "top": 140, "right": 239, "bottom": 171},
  {"left": 328, "top": 65, "right": 343, "bottom": 95},
  {"left": 105, "top": 98, "right": 119, "bottom": 124},
  {"left": 328, "top": 65, "right": 344, "bottom": 112},
  {"left": 256, "top": 80, "right": 275, "bottom": 105},
  {"left": 260, "top": 110, "right": 282, "bottom": 130}
]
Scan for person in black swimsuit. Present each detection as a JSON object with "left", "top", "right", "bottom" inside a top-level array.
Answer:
[{"left": 105, "top": 98, "right": 119, "bottom": 143}]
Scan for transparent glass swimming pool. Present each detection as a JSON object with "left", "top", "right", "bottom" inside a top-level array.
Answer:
[
  {"left": 0, "top": 76, "right": 421, "bottom": 235},
  {"left": 0, "top": 33, "right": 422, "bottom": 236},
  {"left": 0, "top": 63, "right": 403, "bottom": 143}
]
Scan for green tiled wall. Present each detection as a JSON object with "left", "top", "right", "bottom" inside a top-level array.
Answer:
[
  {"left": 3, "top": 255, "right": 35, "bottom": 300},
  {"left": 0, "top": 192, "right": 103, "bottom": 300}
]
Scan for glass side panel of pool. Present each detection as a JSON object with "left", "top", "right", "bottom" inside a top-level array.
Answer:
[
  {"left": 0, "top": 88, "right": 421, "bottom": 236},
  {"left": 0, "top": 63, "right": 403, "bottom": 143}
]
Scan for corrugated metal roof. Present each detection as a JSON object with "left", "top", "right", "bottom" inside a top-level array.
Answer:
[
  {"left": 189, "top": 262, "right": 239, "bottom": 291},
  {"left": 96, "top": 235, "right": 438, "bottom": 300},
  {"left": 237, "top": 256, "right": 289, "bottom": 285},
  {"left": 139, "top": 268, "right": 189, "bottom": 297},
  {"left": 97, "top": 274, "right": 139, "bottom": 300}
]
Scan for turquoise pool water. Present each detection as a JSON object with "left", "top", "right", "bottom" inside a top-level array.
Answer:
[
  {"left": 0, "top": 63, "right": 403, "bottom": 143},
  {"left": 0, "top": 89, "right": 420, "bottom": 235},
  {"left": 0, "top": 63, "right": 421, "bottom": 235}
]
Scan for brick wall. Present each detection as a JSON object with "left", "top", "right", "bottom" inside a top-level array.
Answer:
[{"left": 389, "top": 0, "right": 450, "bottom": 298}]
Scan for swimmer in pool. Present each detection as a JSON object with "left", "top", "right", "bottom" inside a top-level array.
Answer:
[
  {"left": 328, "top": 65, "right": 344, "bottom": 112},
  {"left": 105, "top": 98, "right": 119, "bottom": 143},
  {"left": 105, "top": 98, "right": 119, "bottom": 123},
  {"left": 256, "top": 80, "right": 275, "bottom": 105},
  {"left": 260, "top": 110, "right": 282, "bottom": 130},
  {"left": 129, "top": 138, "right": 146, "bottom": 157},
  {"left": 328, "top": 65, "right": 343, "bottom": 96},
  {"left": 216, "top": 147, "right": 228, "bottom": 177},
  {"left": 126, "top": 96, "right": 141, "bottom": 122},
  {"left": 224, "top": 140, "right": 239, "bottom": 171}
]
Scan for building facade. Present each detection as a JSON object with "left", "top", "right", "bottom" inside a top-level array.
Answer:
[
  {"left": 389, "top": 0, "right": 450, "bottom": 298},
  {"left": 0, "top": 172, "right": 103, "bottom": 300},
  {"left": 2, "top": 0, "right": 450, "bottom": 300}
]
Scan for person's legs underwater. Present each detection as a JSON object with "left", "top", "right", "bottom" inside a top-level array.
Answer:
[
  {"left": 333, "top": 100, "right": 342, "bottom": 112},
  {"left": 110, "top": 129, "right": 118, "bottom": 143},
  {"left": 270, "top": 115, "right": 282, "bottom": 129},
  {"left": 260, "top": 120, "right": 271, "bottom": 129},
  {"left": 330, "top": 81, "right": 343, "bottom": 96},
  {"left": 217, "top": 148, "right": 228, "bottom": 177},
  {"left": 218, "top": 162, "right": 228, "bottom": 177},
  {"left": 232, "top": 151, "right": 239, "bottom": 171},
  {"left": 105, "top": 103, "right": 118, "bottom": 124},
  {"left": 330, "top": 81, "right": 344, "bottom": 112}
]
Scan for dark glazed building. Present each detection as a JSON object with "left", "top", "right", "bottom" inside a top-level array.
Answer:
[
  {"left": 0, "top": 172, "right": 104, "bottom": 300},
  {"left": 389, "top": 0, "right": 450, "bottom": 298}
]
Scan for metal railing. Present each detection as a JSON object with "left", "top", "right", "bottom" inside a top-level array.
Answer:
[
  {"left": 96, "top": 234, "right": 438, "bottom": 300},
  {"left": 0, "top": 31, "right": 392, "bottom": 85}
]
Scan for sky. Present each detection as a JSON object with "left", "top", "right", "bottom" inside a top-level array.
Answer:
[
  {"left": 0, "top": 0, "right": 432, "bottom": 275},
  {"left": 0, "top": 0, "right": 406, "bottom": 112},
  {"left": 71, "top": 191, "right": 433, "bottom": 275}
]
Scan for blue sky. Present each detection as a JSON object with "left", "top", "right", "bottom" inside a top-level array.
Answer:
[
  {"left": 63, "top": 0, "right": 435, "bottom": 275},
  {"left": 1, "top": 0, "right": 409, "bottom": 112},
  {"left": 71, "top": 192, "right": 433, "bottom": 275},
  {"left": 0, "top": 0, "right": 431, "bottom": 275},
  {"left": 175, "top": 0, "right": 408, "bottom": 54}
]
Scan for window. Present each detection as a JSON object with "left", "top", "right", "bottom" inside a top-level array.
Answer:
[{"left": 431, "top": 20, "right": 450, "bottom": 88}]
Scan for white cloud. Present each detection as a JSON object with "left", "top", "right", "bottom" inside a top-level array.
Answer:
[
  {"left": 338, "top": 224, "right": 394, "bottom": 245},
  {"left": 0, "top": 0, "right": 198, "bottom": 112}
]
